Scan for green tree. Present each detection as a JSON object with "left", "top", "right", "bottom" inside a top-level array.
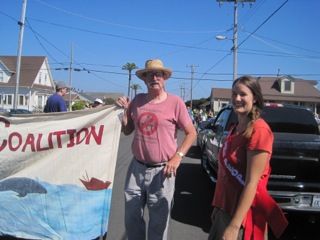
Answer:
[
  {"left": 130, "top": 83, "right": 141, "bottom": 98},
  {"left": 104, "top": 98, "right": 116, "bottom": 105},
  {"left": 122, "top": 62, "right": 138, "bottom": 98},
  {"left": 72, "top": 100, "right": 87, "bottom": 111}
]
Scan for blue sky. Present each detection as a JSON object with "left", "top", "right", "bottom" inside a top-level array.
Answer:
[{"left": 1, "top": 0, "right": 319, "bottom": 100}]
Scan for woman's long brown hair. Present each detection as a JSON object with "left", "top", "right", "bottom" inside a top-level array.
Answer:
[{"left": 232, "top": 75, "right": 264, "bottom": 138}]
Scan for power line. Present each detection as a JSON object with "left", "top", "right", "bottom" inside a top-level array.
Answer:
[
  {"left": 29, "top": 18, "right": 230, "bottom": 53},
  {"left": 34, "top": 0, "right": 224, "bottom": 34},
  {"left": 242, "top": 30, "right": 320, "bottom": 55},
  {"left": 15, "top": 67, "right": 320, "bottom": 78},
  {"left": 3, "top": 10, "right": 319, "bottom": 63},
  {"left": 237, "top": 0, "right": 289, "bottom": 49},
  {"left": 26, "top": 19, "right": 62, "bottom": 65}
]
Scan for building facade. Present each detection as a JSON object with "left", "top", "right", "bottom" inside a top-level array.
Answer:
[
  {"left": 0, "top": 56, "right": 55, "bottom": 112},
  {"left": 210, "top": 76, "right": 320, "bottom": 115}
]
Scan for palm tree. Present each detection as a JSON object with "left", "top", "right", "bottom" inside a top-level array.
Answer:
[
  {"left": 122, "top": 62, "right": 138, "bottom": 98},
  {"left": 130, "top": 83, "right": 142, "bottom": 98}
]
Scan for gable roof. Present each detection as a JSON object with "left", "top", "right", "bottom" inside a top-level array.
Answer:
[
  {"left": 0, "top": 56, "right": 46, "bottom": 87},
  {"left": 211, "top": 77, "right": 320, "bottom": 103},
  {"left": 258, "top": 76, "right": 320, "bottom": 102}
]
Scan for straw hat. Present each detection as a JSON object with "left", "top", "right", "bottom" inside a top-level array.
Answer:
[{"left": 136, "top": 59, "right": 172, "bottom": 80}]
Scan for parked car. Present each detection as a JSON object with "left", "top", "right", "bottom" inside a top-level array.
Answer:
[
  {"left": 201, "top": 103, "right": 320, "bottom": 212},
  {"left": 196, "top": 117, "right": 215, "bottom": 150},
  {"left": 9, "top": 109, "right": 32, "bottom": 114},
  {"left": 0, "top": 108, "right": 9, "bottom": 113}
]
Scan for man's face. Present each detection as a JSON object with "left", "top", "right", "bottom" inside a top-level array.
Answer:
[
  {"left": 60, "top": 87, "right": 68, "bottom": 96},
  {"left": 144, "top": 71, "right": 165, "bottom": 91}
]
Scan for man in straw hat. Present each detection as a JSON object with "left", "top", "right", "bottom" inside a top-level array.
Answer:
[
  {"left": 44, "top": 81, "right": 69, "bottom": 113},
  {"left": 116, "top": 59, "right": 196, "bottom": 240}
]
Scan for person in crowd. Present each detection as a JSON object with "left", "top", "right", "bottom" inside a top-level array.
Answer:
[
  {"left": 116, "top": 59, "right": 196, "bottom": 240},
  {"left": 187, "top": 105, "right": 195, "bottom": 124},
  {"left": 208, "top": 76, "right": 287, "bottom": 240},
  {"left": 207, "top": 110, "right": 214, "bottom": 119},
  {"left": 92, "top": 98, "right": 104, "bottom": 108},
  {"left": 44, "top": 81, "right": 69, "bottom": 112}
]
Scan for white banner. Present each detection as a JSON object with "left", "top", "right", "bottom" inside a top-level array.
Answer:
[{"left": 0, "top": 106, "right": 122, "bottom": 240}]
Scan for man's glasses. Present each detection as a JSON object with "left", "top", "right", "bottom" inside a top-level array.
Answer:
[{"left": 145, "top": 71, "right": 164, "bottom": 79}]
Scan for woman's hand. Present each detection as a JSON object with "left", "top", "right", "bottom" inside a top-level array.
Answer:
[{"left": 222, "top": 224, "right": 240, "bottom": 240}]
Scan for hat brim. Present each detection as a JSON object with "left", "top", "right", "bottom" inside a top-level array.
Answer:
[{"left": 136, "top": 68, "right": 172, "bottom": 80}]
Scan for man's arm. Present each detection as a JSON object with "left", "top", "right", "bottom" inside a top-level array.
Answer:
[
  {"left": 121, "top": 108, "right": 135, "bottom": 135},
  {"left": 116, "top": 96, "right": 134, "bottom": 135},
  {"left": 163, "top": 122, "right": 196, "bottom": 177}
]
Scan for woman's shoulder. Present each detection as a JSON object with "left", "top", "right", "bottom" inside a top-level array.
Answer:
[{"left": 253, "top": 118, "right": 271, "bottom": 131}]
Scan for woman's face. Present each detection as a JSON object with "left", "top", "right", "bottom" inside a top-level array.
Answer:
[{"left": 232, "top": 82, "right": 255, "bottom": 116}]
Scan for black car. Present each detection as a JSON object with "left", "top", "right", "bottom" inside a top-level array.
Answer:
[
  {"left": 9, "top": 109, "right": 32, "bottom": 114},
  {"left": 196, "top": 117, "right": 215, "bottom": 150},
  {"left": 201, "top": 103, "right": 320, "bottom": 212}
]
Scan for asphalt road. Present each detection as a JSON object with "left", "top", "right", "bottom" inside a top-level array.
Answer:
[{"left": 107, "top": 131, "right": 214, "bottom": 240}]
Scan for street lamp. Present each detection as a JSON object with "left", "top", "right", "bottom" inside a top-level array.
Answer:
[
  {"left": 216, "top": 32, "right": 237, "bottom": 81},
  {"left": 215, "top": 35, "right": 227, "bottom": 41},
  {"left": 215, "top": 0, "right": 238, "bottom": 81}
]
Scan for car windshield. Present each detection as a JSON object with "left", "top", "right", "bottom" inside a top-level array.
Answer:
[{"left": 262, "top": 106, "right": 319, "bottom": 134}]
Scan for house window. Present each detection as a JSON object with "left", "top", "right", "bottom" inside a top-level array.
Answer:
[
  {"left": 5, "top": 95, "right": 13, "bottom": 105},
  {"left": 281, "top": 78, "right": 294, "bottom": 94},
  {"left": 284, "top": 80, "right": 291, "bottom": 91},
  {"left": 38, "top": 95, "right": 43, "bottom": 108},
  {"left": 19, "top": 95, "right": 25, "bottom": 105},
  {"left": 0, "top": 71, "right": 3, "bottom": 82}
]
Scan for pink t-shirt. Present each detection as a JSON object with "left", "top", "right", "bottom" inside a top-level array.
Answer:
[{"left": 128, "top": 93, "right": 192, "bottom": 164}]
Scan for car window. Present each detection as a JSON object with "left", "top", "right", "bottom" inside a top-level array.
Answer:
[
  {"left": 214, "top": 108, "right": 232, "bottom": 130},
  {"left": 262, "top": 106, "right": 319, "bottom": 135}
]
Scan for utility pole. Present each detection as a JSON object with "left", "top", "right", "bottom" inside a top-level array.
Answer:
[
  {"left": 180, "top": 84, "right": 185, "bottom": 101},
  {"left": 13, "top": 0, "right": 27, "bottom": 110},
  {"left": 217, "top": 0, "right": 255, "bottom": 81},
  {"left": 232, "top": 0, "right": 238, "bottom": 81},
  {"left": 186, "top": 64, "right": 198, "bottom": 109},
  {"left": 68, "top": 43, "right": 73, "bottom": 111}
]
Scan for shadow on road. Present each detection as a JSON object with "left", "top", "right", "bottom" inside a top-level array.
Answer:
[
  {"left": 171, "top": 162, "right": 215, "bottom": 233},
  {"left": 186, "top": 146, "right": 202, "bottom": 159}
]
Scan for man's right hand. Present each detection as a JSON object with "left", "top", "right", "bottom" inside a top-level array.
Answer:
[{"left": 116, "top": 96, "right": 130, "bottom": 109}]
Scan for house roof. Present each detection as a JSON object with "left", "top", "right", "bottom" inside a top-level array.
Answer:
[
  {"left": 211, "top": 77, "right": 320, "bottom": 103},
  {"left": 0, "top": 56, "right": 52, "bottom": 90}
]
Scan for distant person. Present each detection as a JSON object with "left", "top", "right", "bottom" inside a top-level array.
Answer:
[
  {"left": 208, "top": 76, "right": 287, "bottom": 240},
  {"left": 44, "top": 81, "right": 68, "bottom": 113},
  {"left": 92, "top": 98, "right": 104, "bottom": 108},
  {"left": 116, "top": 59, "right": 196, "bottom": 240},
  {"left": 207, "top": 110, "right": 214, "bottom": 119}
]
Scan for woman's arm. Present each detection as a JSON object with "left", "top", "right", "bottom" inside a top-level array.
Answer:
[{"left": 222, "top": 150, "right": 269, "bottom": 240}]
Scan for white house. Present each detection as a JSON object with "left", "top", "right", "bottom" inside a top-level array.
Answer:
[{"left": 0, "top": 56, "right": 55, "bottom": 112}]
